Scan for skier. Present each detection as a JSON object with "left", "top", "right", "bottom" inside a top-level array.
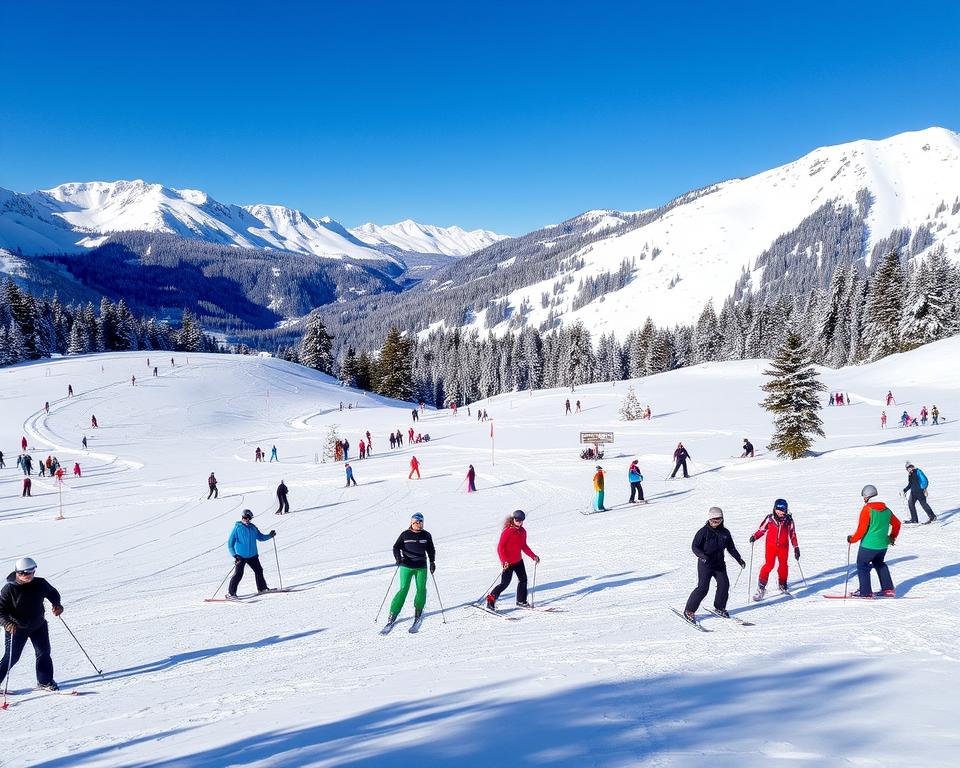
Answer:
[
  {"left": 486, "top": 510, "right": 540, "bottom": 610},
  {"left": 255, "top": 447, "right": 263, "bottom": 462},
  {"left": 55, "top": 467, "right": 64, "bottom": 485},
  {"left": 386, "top": 513, "right": 436, "bottom": 626},
  {"left": 749, "top": 498, "right": 799, "bottom": 600},
  {"left": 411, "top": 408, "right": 419, "bottom": 423},
  {"left": 900, "top": 410, "right": 910, "bottom": 427},
  {"left": 91, "top": 415, "right": 98, "bottom": 429},
  {"left": 390, "top": 433, "right": 396, "bottom": 450},
  {"left": 67, "top": 384, "right": 73, "bottom": 397},
  {"left": 269, "top": 445, "right": 278, "bottom": 462},
  {"left": 836, "top": 392, "right": 844, "bottom": 406},
  {"left": 22, "top": 477, "right": 31, "bottom": 497},
  {"left": 226, "top": 510, "right": 276, "bottom": 597},
  {"left": 72, "top": 463, "right": 81, "bottom": 478},
  {"left": 628, "top": 460, "right": 645, "bottom": 504},
  {"left": 207, "top": 472, "right": 218, "bottom": 499},
  {"left": 0, "top": 557, "right": 64, "bottom": 691},
  {"left": 881, "top": 411, "right": 887, "bottom": 429},
  {"left": 576, "top": 400, "right": 581, "bottom": 413},
  {"left": 345, "top": 463, "right": 357, "bottom": 486},
  {"left": 409, "top": 456, "right": 421, "bottom": 480},
  {"left": 21, "top": 436, "right": 27, "bottom": 452},
  {"left": 21, "top": 454, "right": 32, "bottom": 476},
  {"left": 886, "top": 390, "right": 895, "bottom": 406},
  {"left": 920, "top": 406, "right": 928, "bottom": 426},
  {"left": 131, "top": 375, "right": 136, "bottom": 387},
  {"left": 44, "top": 401, "right": 49, "bottom": 414},
  {"left": 366, "top": 431, "right": 372, "bottom": 454},
  {"left": 0, "top": 450, "right": 4, "bottom": 469},
  {"left": 829, "top": 393, "right": 835, "bottom": 406},
  {"left": 275, "top": 480, "right": 289, "bottom": 515},
  {"left": 396, "top": 429, "right": 403, "bottom": 446},
  {"left": 931, "top": 405, "right": 940, "bottom": 425},
  {"left": 741, "top": 438, "right": 754, "bottom": 458},
  {"left": 683, "top": 507, "right": 745, "bottom": 620},
  {"left": 359, "top": 440, "right": 366, "bottom": 460},
  {"left": 902, "top": 462, "right": 935, "bottom": 524},
  {"left": 670, "top": 442, "right": 691, "bottom": 479},
  {"left": 81, "top": 436, "right": 88, "bottom": 450},
  {"left": 592, "top": 465, "right": 607, "bottom": 512},
  {"left": 342, "top": 440, "right": 349, "bottom": 460},
  {"left": 466, "top": 464, "right": 476, "bottom": 493},
  {"left": 408, "top": 427, "right": 415, "bottom": 444},
  {"left": 847, "top": 485, "right": 900, "bottom": 597},
  {"left": 565, "top": 399, "right": 571, "bottom": 415},
  {"left": 153, "top": 366, "right": 158, "bottom": 377}
]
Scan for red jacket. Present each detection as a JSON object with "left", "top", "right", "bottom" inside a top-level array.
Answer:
[
  {"left": 410, "top": 457, "right": 419, "bottom": 468},
  {"left": 752, "top": 513, "right": 798, "bottom": 552},
  {"left": 497, "top": 524, "right": 537, "bottom": 565}
]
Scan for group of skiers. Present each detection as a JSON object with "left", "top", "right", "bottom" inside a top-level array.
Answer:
[
  {"left": 888, "top": 405, "right": 940, "bottom": 428},
  {"left": 254, "top": 445, "right": 279, "bottom": 462},
  {"left": 828, "top": 392, "right": 851, "bottom": 406}
]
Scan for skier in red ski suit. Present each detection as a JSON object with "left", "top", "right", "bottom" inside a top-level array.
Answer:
[{"left": 750, "top": 498, "right": 799, "bottom": 600}]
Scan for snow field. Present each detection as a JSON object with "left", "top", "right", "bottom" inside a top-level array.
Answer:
[{"left": 0, "top": 339, "right": 958, "bottom": 766}]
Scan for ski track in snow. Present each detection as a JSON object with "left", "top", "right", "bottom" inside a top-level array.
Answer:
[{"left": 0, "top": 342, "right": 958, "bottom": 766}]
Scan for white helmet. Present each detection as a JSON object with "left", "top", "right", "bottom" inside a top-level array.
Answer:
[{"left": 15, "top": 557, "right": 37, "bottom": 573}]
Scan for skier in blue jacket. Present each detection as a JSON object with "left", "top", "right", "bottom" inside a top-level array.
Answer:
[
  {"left": 226, "top": 510, "right": 276, "bottom": 597},
  {"left": 902, "top": 462, "right": 936, "bottom": 524},
  {"left": 628, "top": 460, "right": 646, "bottom": 504}
]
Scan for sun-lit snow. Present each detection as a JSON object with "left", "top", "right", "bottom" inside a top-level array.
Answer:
[
  {"left": 350, "top": 219, "right": 508, "bottom": 257},
  {"left": 0, "top": 337, "right": 957, "bottom": 766}
]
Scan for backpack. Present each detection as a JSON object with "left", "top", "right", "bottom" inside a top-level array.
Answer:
[{"left": 916, "top": 468, "right": 929, "bottom": 490}]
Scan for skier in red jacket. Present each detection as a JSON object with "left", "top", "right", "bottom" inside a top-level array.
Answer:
[
  {"left": 485, "top": 510, "right": 540, "bottom": 611},
  {"left": 408, "top": 456, "right": 421, "bottom": 479},
  {"left": 750, "top": 498, "right": 799, "bottom": 600}
]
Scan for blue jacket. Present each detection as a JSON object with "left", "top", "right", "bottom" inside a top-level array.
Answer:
[
  {"left": 628, "top": 467, "right": 643, "bottom": 483},
  {"left": 228, "top": 521, "right": 272, "bottom": 558}
]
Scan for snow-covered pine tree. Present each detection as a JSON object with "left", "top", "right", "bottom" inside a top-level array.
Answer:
[
  {"left": 628, "top": 318, "right": 656, "bottom": 377},
  {"left": 814, "top": 264, "right": 852, "bottom": 366},
  {"left": 692, "top": 302, "right": 722, "bottom": 363},
  {"left": 760, "top": 329, "right": 826, "bottom": 459},
  {"left": 864, "top": 249, "right": 905, "bottom": 360},
  {"left": 324, "top": 424, "right": 342, "bottom": 461},
  {"left": 340, "top": 346, "right": 359, "bottom": 386},
  {"left": 565, "top": 321, "right": 594, "bottom": 389},
  {"left": 645, "top": 329, "right": 676, "bottom": 373},
  {"left": 900, "top": 248, "right": 951, "bottom": 349},
  {"left": 618, "top": 385, "right": 643, "bottom": 420},
  {"left": 376, "top": 326, "right": 414, "bottom": 400},
  {"left": 718, "top": 298, "right": 746, "bottom": 361},
  {"left": 67, "top": 317, "right": 90, "bottom": 355},
  {"left": 522, "top": 326, "right": 544, "bottom": 390},
  {"left": 299, "top": 313, "right": 334, "bottom": 373}
]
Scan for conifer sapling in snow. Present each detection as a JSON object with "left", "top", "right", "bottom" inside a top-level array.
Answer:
[
  {"left": 619, "top": 385, "right": 643, "bottom": 421},
  {"left": 761, "top": 330, "right": 826, "bottom": 459}
]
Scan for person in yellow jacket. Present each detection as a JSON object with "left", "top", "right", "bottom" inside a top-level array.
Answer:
[{"left": 593, "top": 465, "right": 607, "bottom": 512}]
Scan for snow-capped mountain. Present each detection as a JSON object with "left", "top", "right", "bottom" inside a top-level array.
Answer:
[
  {"left": 0, "top": 180, "right": 502, "bottom": 264},
  {"left": 433, "top": 126, "right": 960, "bottom": 337},
  {"left": 350, "top": 219, "right": 508, "bottom": 257}
]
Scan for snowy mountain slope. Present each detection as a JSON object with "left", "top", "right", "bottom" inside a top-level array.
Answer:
[
  {"left": 351, "top": 219, "right": 508, "bottom": 256},
  {"left": 0, "top": 340, "right": 958, "bottom": 766}
]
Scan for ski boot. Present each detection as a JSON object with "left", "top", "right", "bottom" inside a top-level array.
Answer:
[
  {"left": 778, "top": 582, "right": 790, "bottom": 595},
  {"left": 880, "top": 589, "right": 896, "bottom": 597},
  {"left": 37, "top": 682, "right": 59, "bottom": 691},
  {"left": 714, "top": 608, "right": 730, "bottom": 618},
  {"left": 485, "top": 595, "right": 497, "bottom": 612},
  {"left": 752, "top": 585, "right": 766, "bottom": 602},
  {"left": 516, "top": 600, "right": 531, "bottom": 608},
  {"left": 386, "top": 612, "right": 398, "bottom": 624},
  {"left": 414, "top": 608, "right": 423, "bottom": 620}
]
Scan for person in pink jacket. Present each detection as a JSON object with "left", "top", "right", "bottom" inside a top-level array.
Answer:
[{"left": 485, "top": 510, "right": 540, "bottom": 611}]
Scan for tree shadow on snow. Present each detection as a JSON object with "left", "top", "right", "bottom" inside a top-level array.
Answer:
[
  {"left": 38, "top": 652, "right": 887, "bottom": 768},
  {"left": 60, "top": 630, "right": 324, "bottom": 687},
  {"left": 812, "top": 431, "right": 938, "bottom": 457}
]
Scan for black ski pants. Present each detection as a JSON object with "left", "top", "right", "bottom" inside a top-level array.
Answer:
[
  {"left": 670, "top": 459, "right": 689, "bottom": 478},
  {"left": 0, "top": 621, "right": 55, "bottom": 686},
  {"left": 907, "top": 491, "right": 934, "bottom": 523},
  {"left": 276, "top": 494, "right": 289, "bottom": 515},
  {"left": 685, "top": 561, "right": 729, "bottom": 613},
  {"left": 491, "top": 561, "right": 528, "bottom": 603},
  {"left": 856, "top": 546, "right": 894, "bottom": 595},
  {"left": 208, "top": 485, "right": 218, "bottom": 499},
  {"left": 629, "top": 481, "right": 644, "bottom": 502},
  {"left": 228, "top": 555, "right": 267, "bottom": 595}
]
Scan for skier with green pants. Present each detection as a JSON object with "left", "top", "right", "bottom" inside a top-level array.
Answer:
[{"left": 387, "top": 513, "right": 436, "bottom": 626}]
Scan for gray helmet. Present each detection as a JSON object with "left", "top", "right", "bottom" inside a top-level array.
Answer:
[
  {"left": 905, "top": 462, "right": 914, "bottom": 470},
  {"left": 15, "top": 557, "right": 37, "bottom": 573},
  {"left": 708, "top": 506, "right": 724, "bottom": 521},
  {"left": 860, "top": 485, "right": 878, "bottom": 500}
]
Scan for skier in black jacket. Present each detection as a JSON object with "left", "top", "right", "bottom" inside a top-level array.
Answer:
[
  {"left": 0, "top": 557, "right": 64, "bottom": 691},
  {"left": 670, "top": 443, "right": 691, "bottom": 478},
  {"left": 684, "top": 508, "right": 745, "bottom": 619},
  {"left": 275, "top": 480, "right": 289, "bottom": 515},
  {"left": 387, "top": 513, "right": 436, "bottom": 625}
]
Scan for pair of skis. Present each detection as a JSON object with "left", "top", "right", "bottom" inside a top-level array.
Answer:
[
  {"left": 379, "top": 615, "right": 424, "bottom": 635},
  {"left": 203, "top": 587, "right": 300, "bottom": 604},
  {"left": 2, "top": 688, "right": 81, "bottom": 710},
  {"left": 671, "top": 607, "right": 755, "bottom": 631}
]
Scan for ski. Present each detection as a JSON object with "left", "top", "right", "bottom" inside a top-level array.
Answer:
[
  {"left": 204, "top": 595, "right": 259, "bottom": 603},
  {"left": 823, "top": 594, "right": 923, "bottom": 600},
  {"left": 518, "top": 605, "right": 565, "bottom": 613},
  {"left": 670, "top": 607, "right": 711, "bottom": 632},
  {"left": 379, "top": 620, "right": 398, "bottom": 635},
  {"left": 408, "top": 617, "right": 424, "bottom": 633},
  {"left": 470, "top": 604, "right": 520, "bottom": 621},
  {"left": 704, "top": 608, "right": 755, "bottom": 626}
]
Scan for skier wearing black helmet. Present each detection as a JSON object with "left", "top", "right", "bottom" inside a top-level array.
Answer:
[
  {"left": 749, "top": 499, "right": 799, "bottom": 600},
  {"left": 486, "top": 510, "right": 540, "bottom": 611},
  {"left": 683, "top": 507, "right": 745, "bottom": 620},
  {"left": 226, "top": 510, "right": 276, "bottom": 598}
]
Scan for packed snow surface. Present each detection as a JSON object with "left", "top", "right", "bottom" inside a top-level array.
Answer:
[{"left": 1, "top": 339, "right": 958, "bottom": 766}]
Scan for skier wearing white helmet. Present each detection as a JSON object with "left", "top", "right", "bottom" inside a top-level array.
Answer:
[{"left": 0, "top": 558, "right": 64, "bottom": 691}]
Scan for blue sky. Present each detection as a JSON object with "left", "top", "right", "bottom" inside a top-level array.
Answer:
[{"left": 2, "top": 1, "right": 958, "bottom": 234}]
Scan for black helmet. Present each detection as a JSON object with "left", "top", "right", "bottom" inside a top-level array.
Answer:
[
  {"left": 512, "top": 509, "right": 526, "bottom": 521},
  {"left": 773, "top": 498, "right": 788, "bottom": 513}
]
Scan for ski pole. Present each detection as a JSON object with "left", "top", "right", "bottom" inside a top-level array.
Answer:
[
  {"left": 375, "top": 565, "right": 400, "bottom": 623},
  {"left": 209, "top": 565, "right": 235, "bottom": 600},
  {"left": 796, "top": 558, "right": 808, "bottom": 589},
  {"left": 430, "top": 570, "right": 447, "bottom": 624},
  {"left": 745, "top": 540, "right": 755, "bottom": 602},
  {"left": 59, "top": 616, "right": 102, "bottom": 675},
  {"left": 273, "top": 537, "right": 283, "bottom": 591},
  {"left": 476, "top": 571, "right": 503, "bottom": 605},
  {"left": 1, "top": 631, "right": 12, "bottom": 710},
  {"left": 531, "top": 560, "right": 538, "bottom": 607},
  {"left": 843, "top": 542, "right": 852, "bottom": 600}
]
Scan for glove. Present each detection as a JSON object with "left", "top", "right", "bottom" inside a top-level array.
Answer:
[
  {"left": 270, "top": 530, "right": 276, "bottom": 537},
  {"left": 502, "top": 561, "right": 510, "bottom": 571},
  {"left": 737, "top": 559, "right": 746, "bottom": 569},
  {"left": 698, "top": 557, "right": 708, "bottom": 564},
  {"left": 234, "top": 555, "right": 242, "bottom": 563},
  {"left": 846, "top": 535, "right": 853, "bottom": 544},
  {"left": 4, "top": 622, "right": 15, "bottom": 634},
  {"left": 52, "top": 605, "right": 63, "bottom": 617},
  {"left": 889, "top": 536, "right": 897, "bottom": 546},
  {"left": 749, "top": 535, "right": 756, "bottom": 543},
  {"left": 794, "top": 547, "right": 800, "bottom": 560},
  {"left": 534, "top": 555, "right": 541, "bottom": 564},
  {"left": 430, "top": 562, "right": 436, "bottom": 574}
]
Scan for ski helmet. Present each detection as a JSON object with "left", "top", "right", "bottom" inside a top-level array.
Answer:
[
  {"left": 860, "top": 485, "right": 878, "bottom": 500},
  {"left": 707, "top": 506, "right": 723, "bottom": 521},
  {"left": 410, "top": 513, "right": 424, "bottom": 523},
  {"left": 241, "top": 509, "right": 254, "bottom": 520},
  {"left": 773, "top": 498, "right": 789, "bottom": 513},
  {"left": 905, "top": 462, "right": 914, "bottom": 470},
  {"left": 15, "top": 557, "right": 37, "bottom": 573},
  {"left": 512, "top": 509, "right": 526, "bottom": 521}
]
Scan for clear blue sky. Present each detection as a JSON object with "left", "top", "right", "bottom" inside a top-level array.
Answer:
[{"left": 2, "top": 1, "right": 957, "bottom": 234}]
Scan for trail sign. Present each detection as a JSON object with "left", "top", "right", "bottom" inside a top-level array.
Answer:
[{"left": 580, "top": 432, "right": 614, "bottom": 444}]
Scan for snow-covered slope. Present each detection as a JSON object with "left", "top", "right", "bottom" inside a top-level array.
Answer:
[
  {"left": 351, "top": 219, "right": 508, "bottom": 256},
  {"left": 1, "top": 340, "right": 958, "bottom": 766},
  {"left": 466, "top": 127, "right": 960, "bottom": 337}
]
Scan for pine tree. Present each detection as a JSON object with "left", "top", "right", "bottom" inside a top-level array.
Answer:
[
  {"left": 340, "top": 346, "right": 359, "bottom": 386},
  {"left": 67, "top": 318, "right": 89, "bottom": 355},
  {"left": 864, "top": 250, "right": 905, "bottom": 360},
  {"left": 564, "top": 322, "right": 594, "bottom": 389},
  {"left": 618, "top": 385, "right": 643, "bottom": 420},
  {"left": 760, "top": 330, "right": 827, "bottom": 459},
  {"left": 177, "top": 309, "right": 204, "bottom": 352},
  {"left": 299, "top": 313, "right": 334, "bottom": 373},
  {"left": 645, "top": 329, "right": 676, "bottom": 373},
  {"left": 376, "top": 326, "right": 414, "bottom": 400},
  {"left": 900, "top": 249, "right": 951, "bottom": 349},
  {"left": 692, "top": 302, "right": 722, "bottom": 363}
]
